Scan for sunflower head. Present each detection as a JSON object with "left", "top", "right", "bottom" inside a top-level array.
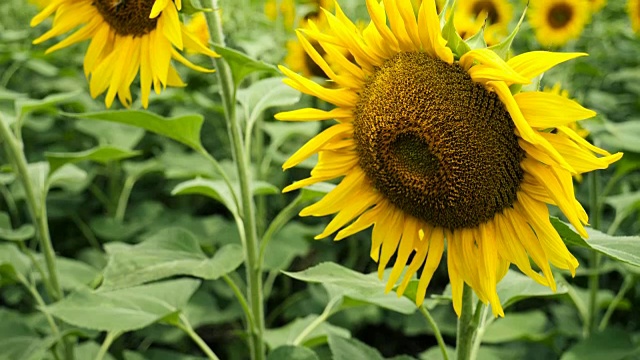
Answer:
[
  {"left": 528, "top": 0, "right": 591, "bottom": 47},
  {"left": 31, "top": 0, "right": 218, "bottom": 108},
  {"left": 277, "top": 0, "right": 622, "bottom": 317}
]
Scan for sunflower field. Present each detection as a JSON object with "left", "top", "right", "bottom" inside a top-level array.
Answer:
[{"left": 1, "top": 0, "right": 640, "bottom": 359}]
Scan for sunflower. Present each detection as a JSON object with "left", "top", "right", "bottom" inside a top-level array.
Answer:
[
  {"left": 456, "top": 0, "right": 513, "bottom": 29},
  {"left": 31, "top": 0, "right": 218, "bottom": 108},
  {"left": 528, "top": 0, "right": 590, "bottom": 47},
  {"left": 186, "top": 13, "right": 210, "bottom": 51},
  {"left": 629, "top": 0, "right": 640, "bottom": 33},
  {"left": 588, "top": 0, "right": 606, "bottom": 13},
  {"left": 265, "top": 0, "right": 296, "bottom": 30},
  {"left": 277, "top": 0, "right": 622, "bottom": 316}
]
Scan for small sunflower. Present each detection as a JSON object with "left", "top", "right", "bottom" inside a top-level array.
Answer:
[
  {"left": 457, "top": 0, "right": 513, "bottom": 29},
  {"left": 31, "top": 0, "right": 218, "bottom": 108},
  {"left": 629, "top": 0, "right": 640, "bottom": 33},
  {"left": 277, "top": 0, "right": 621, "bottom": 316},
  {"left": 528, "top": 0, "right": 590, "bottom": 47}
]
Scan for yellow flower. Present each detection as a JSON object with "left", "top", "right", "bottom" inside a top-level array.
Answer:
[
  {"left": 277, "top": 0, "right": 621, "bottom": 317},
  {"left": 186, "top": 12, "right": 210, "bottom": 49},
  {"left": 528, "top": 0, "right": 590, "bottom": 47},
  {"left": 629, "top": 0, "right": 640, "bottom": 33},
  {"left": 265, "top": 0, "right": 296, "bottom": 30},
  {"left": 31, "top": 0, "right": 218, "bottom": 108},
  {"left": 454, "top": 0, "right": 513, "bottom": 46},
  {"left": 588, "top": 0, "right": 606, "bottom": 13}
]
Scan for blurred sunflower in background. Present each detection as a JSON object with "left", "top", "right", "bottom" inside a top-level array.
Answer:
[
  {"left": 265, "top": 0, "right": 296, "bottom": 30},
  {"left": 31, "top": 0, "right": 218, "bottom": 108},
  {"left": 588, "top": 0, "right": 607, "bottom": 13},
  {"left": 629, "top": 0, "right": 640, "bottom": 33},
  {"left": 278, "top": 0, "right": 622, "bottom": 316},
  {"left": 455, "top": 0, "right": 513, "bottom": 45},
  {"left": 528, "top": 0, "right": 590, "bottom": 47}
]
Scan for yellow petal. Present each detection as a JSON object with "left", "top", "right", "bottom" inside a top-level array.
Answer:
[
  {"left": 515, "top": 92, "right": 596, "bottom": 128},
  {"left": 282, "top": 123, "right": 353, "bottom": 169},
  {"left": 417, "top": 0, "right": 453, "bottom": 63},
  {"left": 507, "top": 51, "right": 587, "bottom": 81}
]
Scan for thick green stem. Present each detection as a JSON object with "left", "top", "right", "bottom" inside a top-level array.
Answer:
[
  {"left": 0, "top": 114, "right": 62, "bottom": 301},
  {"left": 456, "top": 284, "right": 477, "bottom": 360},
  {"left": 419, "top": 305, "right": 449, "bottom": 360},
  {"left": 203, "top": 4, "right": 265, "bottom": 360}
]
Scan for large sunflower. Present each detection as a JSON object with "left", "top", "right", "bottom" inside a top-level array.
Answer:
[
  {"left": 629, "top": 0, "right": 640, "bottom": 33},
  {"left": 528, "top": 0, "right": 590, "bottom": 47},
  {"left": 277, "top": 0, "right": 621, "bottom": 316},
  {"left": 31, "top": 0, "right": 218, "bottom": 108}
]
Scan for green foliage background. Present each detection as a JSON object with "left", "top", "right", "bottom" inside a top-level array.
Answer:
[{"left": 1, "top": 0, "right": 640, "bottom": 359}]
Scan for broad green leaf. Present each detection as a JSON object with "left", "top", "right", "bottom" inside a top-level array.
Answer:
[
  {"left": 75, "top": 119, "right": 145, "bottom": 149},
  {"left": 552, "top": 218, "right": 640, "bottom": 267},
  {"left": 560, "top": 328, "right": 639, "bottom": 360},
  {"left": 604, "top": 191, "right": 640, "bottom": 234},
  {"left": 328, "top": 335, "right": 384, "bottom": 360},
  {"left": 599, "top": 119, "right": 640, "bottom": 153},
  {"left": 284, "top": 262, "right": 417, "bottom": 314},
  {"left": 172, "top": 178, "right": 278, "bottom": 216},
  {"left": 160, "top": 149, "right": 218, "bottom": 179},
  {"left": 34, "top": 256, "right": 99, "bottom": 290},
  {"left": 0, "top": 243, "right": 31, "bottom": 281},
  {"left": 46, "top": 278, "right": 201, "bottom": 332},
  {"left": 66, "top": 110, "right": 206, "bottom": 152},
  {"left": 237, "top": 77, "right": 301, "bottom": 130},
  {"left": 212, "top": 44, "right": 279, "bottom": 86},
  {"left": 90, "top": 202, "right": 164, "bottom": 241},
  {"left": 496, "top": 270, "right": 568, "bottom": 309},
  {"left": 101, "top": 227, "right": 243, "bottom": 290},
  {"left": 74, "top": 341, "right": 117, "bottom": 360},
  {"left": 46, "top": 146, "right": 142, "bottom": 174},
  {"left": 0, "top": 309, "right": 57, "bottom": 360},
  {"left": 15, "top": 91, "right": 81, "bottom": 118},
  {"left": 264, "top": 315, "right": 351, "bottom": 349},
  {"left": 0, "top": 212, "right": 34, "bottom": 242},
  {"left": 172, "top": 178, "right": 238, "bottom": 216},
  {"left": 46, "top": 163, "right": 88, "bottom": 193},
  {"left": 482, "top": 311, "right": 548, "bottom": 343},
  {"left": 267, "top": 346, "right": 320, "bottom": 360}
]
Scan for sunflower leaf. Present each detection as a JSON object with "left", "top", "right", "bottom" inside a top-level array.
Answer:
[
  {"left": 0, "top": 212, "right": 34, "bottom": 242},
  {"left": 46, "top": 146, "right": 141, "bottom": 174},
  {"left": 552, "top": 217, "right": 640, "bottom": 267},
  {"left": 212, "top": 45, "right": 279, "bottom": 87},
  {"left": 64, "top": 111, "right": 206, "bottom": 153}
]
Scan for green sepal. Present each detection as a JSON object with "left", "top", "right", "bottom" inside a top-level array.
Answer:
[
  {"left": 488, "top": 5, "right": 528, "bottom": 60},
  {"left": 181, "top": 0, "right": 210, "bottom": 15},
  {"left": 464, "top": 22, "right": 487, "bottom": 50},
  {"left": 441, "top": 11, "right": 470, "bottom": 59}
]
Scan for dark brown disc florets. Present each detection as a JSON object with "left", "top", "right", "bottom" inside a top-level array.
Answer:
[
  {"left": 353, "top": 52, "right": 525, "bottom": 230},
  {"left": 93, "top": 0, "right": 159, "bottom": 37}
]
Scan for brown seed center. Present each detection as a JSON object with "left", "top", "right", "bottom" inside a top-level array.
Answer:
[
  {"left": 353, "top": 52, "right": 525, "bottom": 230},
  {"left": 547, "top": 3, "right": 574, "bottom": 29},
  {"left": 93, "top": 0, "right": 159, "bottom": 37}
]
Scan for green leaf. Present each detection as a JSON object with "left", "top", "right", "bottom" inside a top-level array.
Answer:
[
  {"left": 604, "top": 191, "right": 640, "bottom": 234},
  {"left": 46, "top": 146, "right": 142, "bottom": 174},
  {"left": 264, "top": 315, "right": 351, "bottom": 349},
  {"left": 75, "top": 119, "right": 145, "bottom": 149},
  {"left": 482, "top": 311, "right": 548, "bottom": 343},
  {"left": 46, "top": 163, "right": 88, "bottom": 193},
  {"left": 0, "top": 243, "right": 31, "bottom": 281},
  {"left": 263, "top": 222, "right": 317, "bottom": 271},
  {"left": 34, "top": 256, "right": 99, "bottom": 290},
  {"left": 552, "top": 218, "right": 640, "bottom": 267},
  {"left": 0, "top": 212, "right": 34, "bottom": 242},
  {"left": 101, "top": 227, "right": 243, "bottom": 290},
  {"left": 0, "top": 309, "right": 58, "bottom": 360},
  {"left": 172, "top": 178, "right": 278, "bottom": 216},
  {"left": 464, "top": 25, "right": 486, "bottom": 51},
  {"left": 212, "top": 45, "right": 279, "bottom": 86},
  {"left": 284, "top": 262, "right": 417, "bottom": 314},
  {"left": 122, "top": 159, "right": 164, "bottom": 180},
  {"left": 172, "top": 178, "right": 238, "bottom": 216},
  {"left": 268, "top": 346, "right": 320, "bottom": 360},
  {"left": 15, "top": 91, "right": 81, "bottom": 118},
  {"left": 496, "top": 270, "right": 568, "bottom": 309},
  {"left": 124, "top": 348, "right": 207, "bottom": 360},
  {"left": 599, "top": 119, "right": 640, "bottom": 153},
  {"left": 46, "top": 278, "right": 201, "bottom": 332},
  {"left": 65, "top": 110, "right": 206, "bottom": 152},
  {"left": 237, "top": 77, "right": 301, "bottom": 130},
  {"left": 560, "top": 328, "right": 639, "bottom": 360},
  {"left": 74, "top": 341, "right": 117, "bottom": 360},
  {"left": 419, "top": 345, "right": 456, "bottom": 360},
  {"left": 328, "top": 335, "right": 384, "bottom": 360}
]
